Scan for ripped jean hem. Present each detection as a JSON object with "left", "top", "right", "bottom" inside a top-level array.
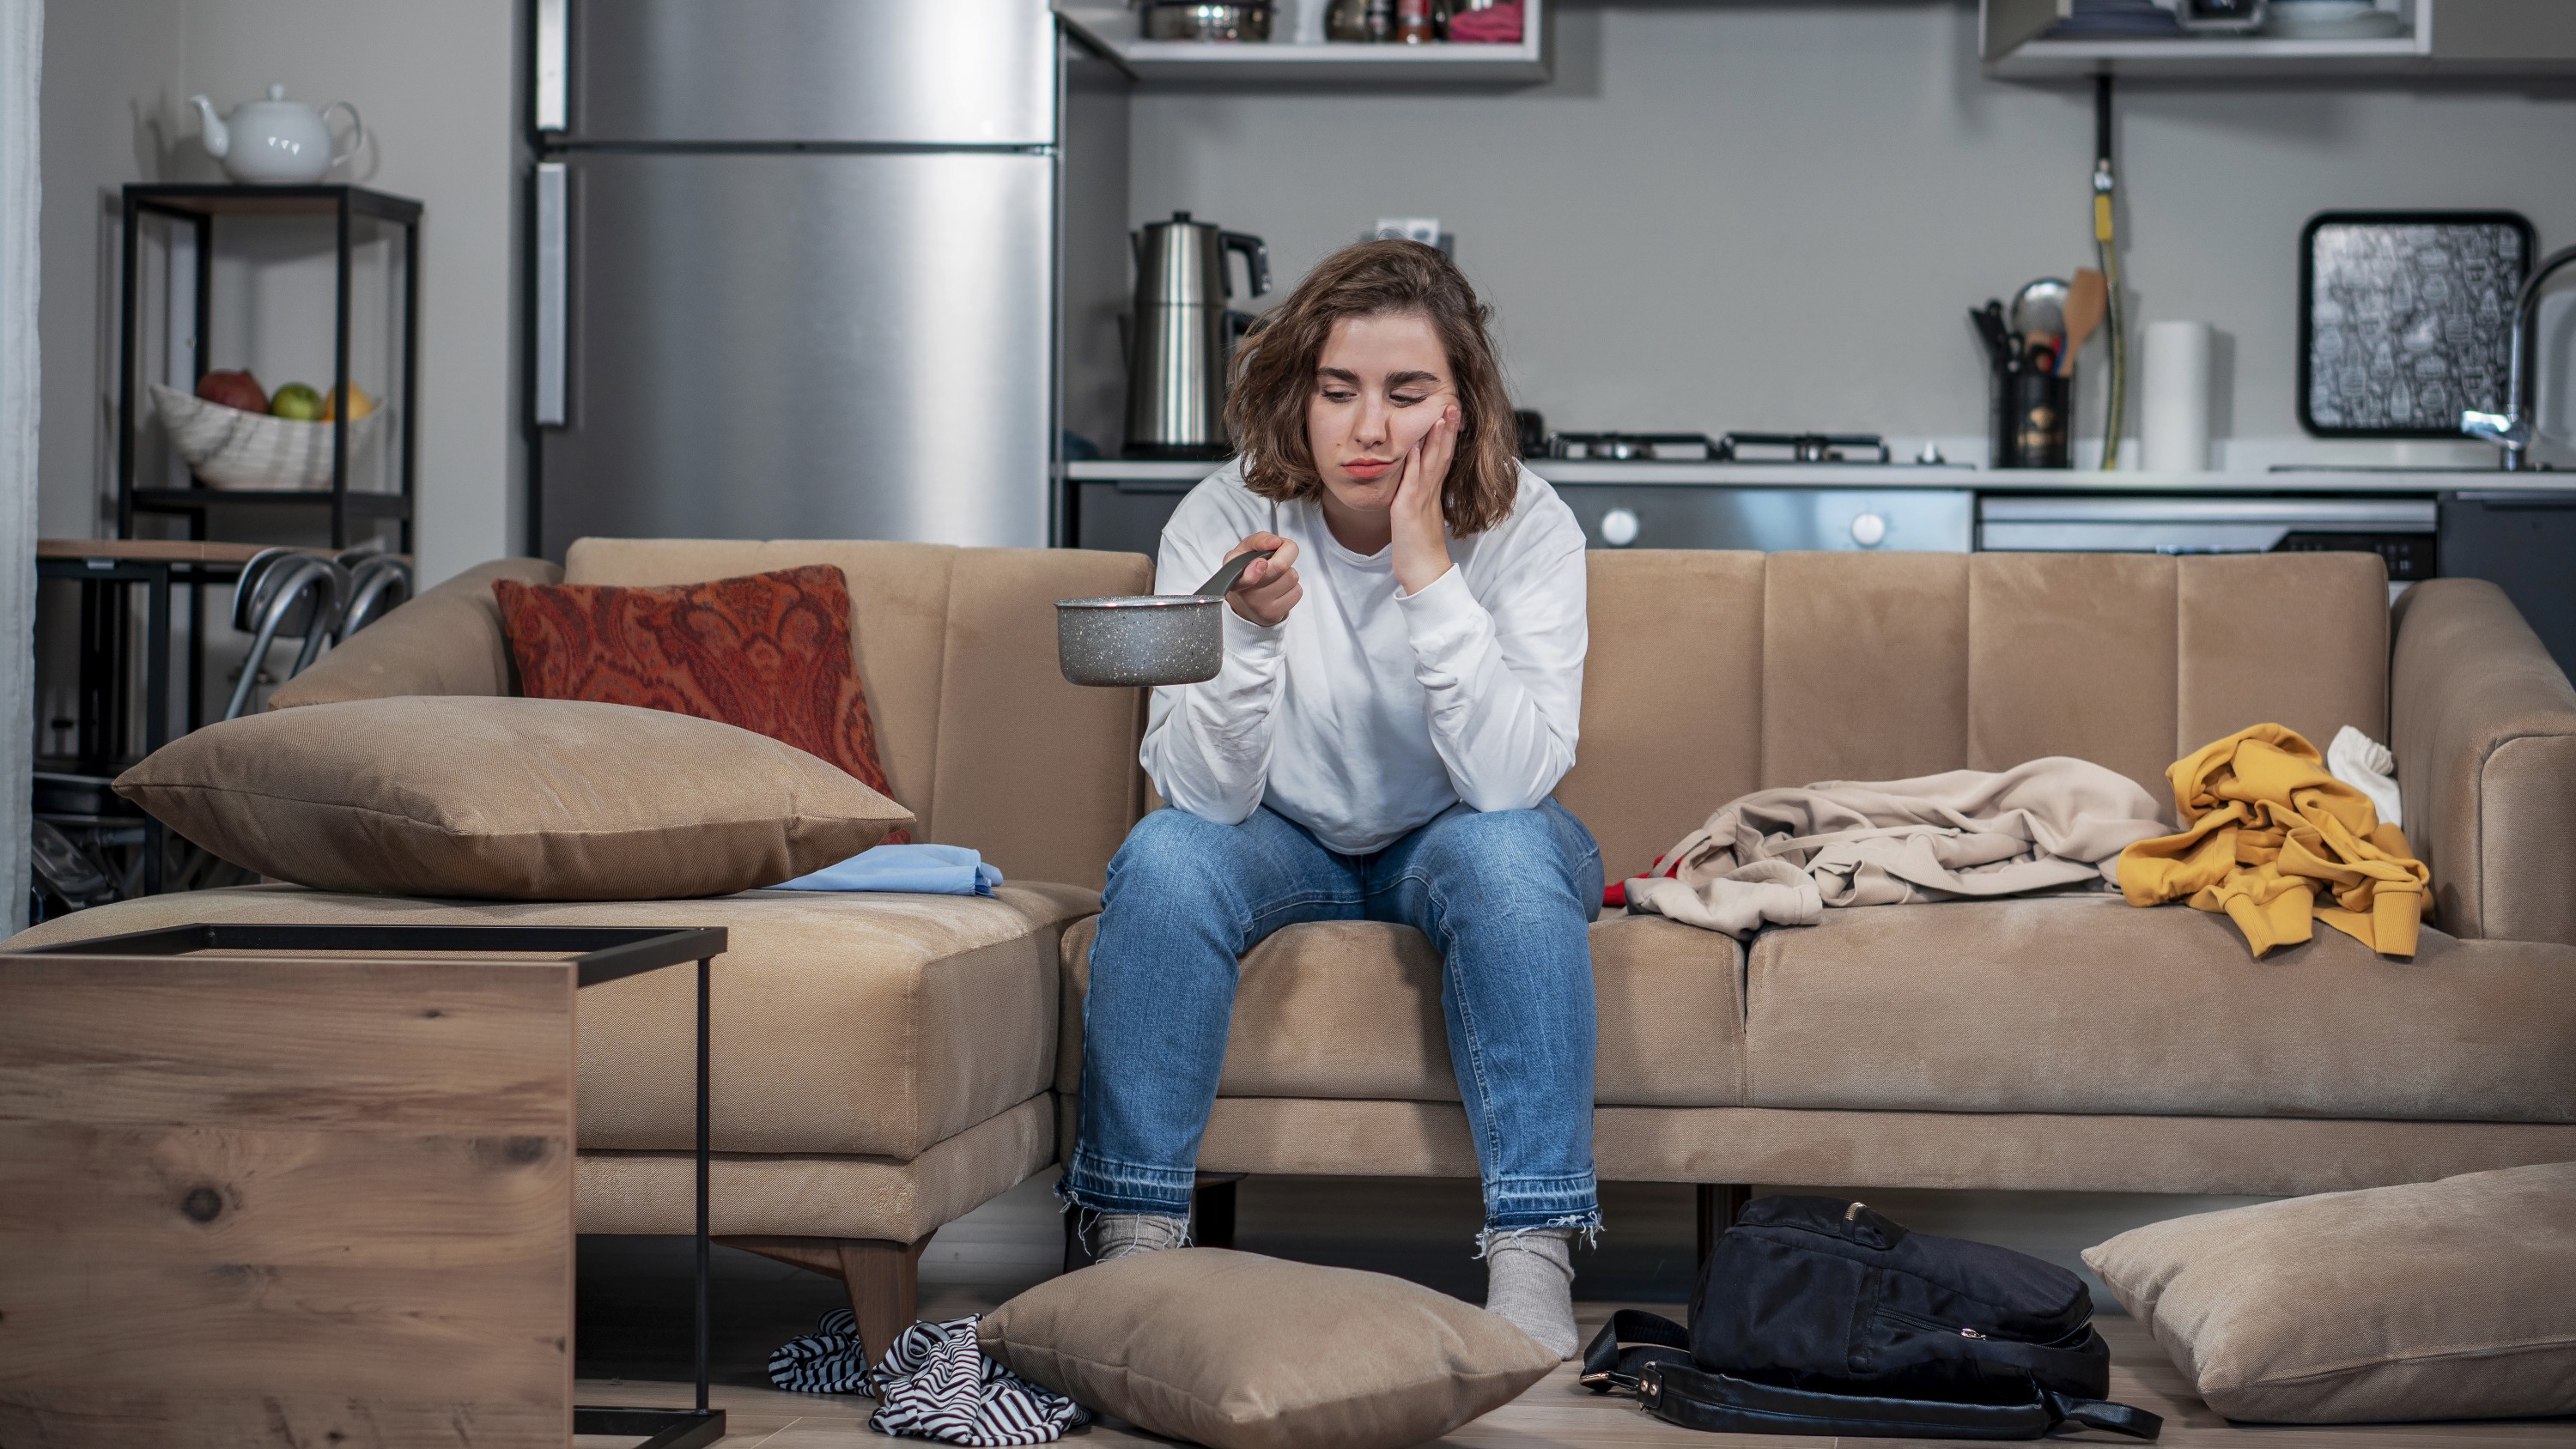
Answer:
[
  {"left": 1476, "top": 1209, "right": 1606, "bottom": 1258},
  {"left": 1054, "top": 1156, "right": 1198, "bottom": 1218}
]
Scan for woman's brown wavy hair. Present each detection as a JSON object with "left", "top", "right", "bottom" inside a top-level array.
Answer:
[{"left": 1225, "top": 239, "right": 1519, "bottom": 537}]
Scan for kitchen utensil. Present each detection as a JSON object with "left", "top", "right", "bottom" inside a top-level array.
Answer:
[
  {"left": 1126, "top": 212, "right": 1271, "bottom": 459},
  {"left": 2300, "top": 210, "right": 2534, "bottom": 438},
  {"left": 2091, "top": 74, "right": 2128, "bottom": 470},
  {"left": 1056, "top": 549, "right": 1278, "bottom": 688},
  {"left": 2009, "top": 279, "right": 2069, "bottom": 345},
  {"left": 2143, "top": 320, "right": 2215, "bottom": 473},
  {"left": 2059, "top": 269, "right": 2108, "bottom": 377},
  {"left": 1145, "top": 2, "right": 1274, "bottom": 40},
  {"left": 1971, "top": 301, "right": 2010, "bottom": 367},
  {"left": 190, "top": 85, "right": 364, "bottom": 185}
]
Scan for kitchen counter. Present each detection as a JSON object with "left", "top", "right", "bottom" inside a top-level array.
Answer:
[{"left": 1066, "top": 458, "right": 2567, "bottom": 494}]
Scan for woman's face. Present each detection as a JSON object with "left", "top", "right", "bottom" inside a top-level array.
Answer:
[{"left": 1305, "top": 311, "right": 1454, "bottom": 516}]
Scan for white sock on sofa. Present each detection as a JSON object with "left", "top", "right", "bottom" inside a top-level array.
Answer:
[
  {"left": 1483, "top": 1228, "right": 1579, "bottom": 1359},
  {"left": 1085, "top": 1211, "right": 1191, "bottom": 1264}
]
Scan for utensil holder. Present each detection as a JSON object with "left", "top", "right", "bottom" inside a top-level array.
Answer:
[{"left": 1990, "top": 359, "right": 2071, "bottom": 470}]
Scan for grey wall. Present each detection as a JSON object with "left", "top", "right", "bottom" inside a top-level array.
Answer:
[
  {"left": 38, "top": 0, "right": 523, "bottom": 585},
  {"left": 1133, "top": 1, "right": 2576, "bottom": 464}
]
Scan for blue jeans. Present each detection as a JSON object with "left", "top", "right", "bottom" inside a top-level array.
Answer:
[{"left": 1062, "top": 798, "right": 1604, "bottom": 1238}]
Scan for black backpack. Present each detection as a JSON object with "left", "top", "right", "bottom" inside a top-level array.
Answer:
[{"left": 1583, "top": 1195, "right": 2162, "bottom": 1440}]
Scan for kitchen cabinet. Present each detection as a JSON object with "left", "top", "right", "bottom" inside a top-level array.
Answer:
[
  {"left": 1983, "top": 0, "right": 2576, "bottom": 78},
  {"left": 1054, "top": 3, "right": 1547, "bottom": 84}
]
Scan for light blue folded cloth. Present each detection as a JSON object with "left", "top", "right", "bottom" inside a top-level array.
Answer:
[{"left": 775, "top": 842, "right": 1002, "bottom": 896}]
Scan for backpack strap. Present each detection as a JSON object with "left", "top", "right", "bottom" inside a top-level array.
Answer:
[
  {"left": 1579, "top": 1309, "right": 1693, "bottom": 1393},
  {"left": 2044, "top": 1390, "right": 2165, "bottom": 1440},
  {"left": 1643, "top": 1362, "right": 2165, "bottom": 1441}
]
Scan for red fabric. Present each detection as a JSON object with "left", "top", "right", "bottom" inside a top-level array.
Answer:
[
  {"left": 1445, "top": 1, "right": 1522, "bottom": 43},
  {"left": 494, "top": 565, "right": 908, "bottom": 842},
  {"left": 1602, "top": 879, "right": 1627, "bottom": 910}
]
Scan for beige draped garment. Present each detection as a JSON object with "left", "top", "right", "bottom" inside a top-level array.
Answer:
[{"left": 1623, "top": 757, "right": 2170, "bottom": 937}]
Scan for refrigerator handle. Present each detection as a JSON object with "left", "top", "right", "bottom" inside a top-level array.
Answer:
[
  {"left": 534, "top": 0, "right": 568, "bottom": 134},
  {"left": 534, "top": 161, "right": 568, "bottom": 427}
]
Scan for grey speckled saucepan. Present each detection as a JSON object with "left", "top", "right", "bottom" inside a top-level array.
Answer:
[{"left": 1057, "top": 549, "right": 1275, "bottom": 687}]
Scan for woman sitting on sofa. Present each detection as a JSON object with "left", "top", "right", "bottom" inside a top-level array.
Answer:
[{"left": 1062, "top": 239, "right": 1601, "bottom": 1358}]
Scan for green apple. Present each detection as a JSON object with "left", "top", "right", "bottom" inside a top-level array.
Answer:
[{"left": 270, "top": 383, "right": 325, "bottom": 421}]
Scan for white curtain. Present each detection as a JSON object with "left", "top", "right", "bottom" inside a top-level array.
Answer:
[{"left": 0, "top": 0, "right": 38, "bottom": 931}]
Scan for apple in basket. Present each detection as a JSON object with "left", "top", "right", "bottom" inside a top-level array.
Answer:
[
  {"left": 269, "top": 383, "right": 325, "bottom": 421},
  {"left": 195, "top": 369, "right": 268, "bottom": 414}
]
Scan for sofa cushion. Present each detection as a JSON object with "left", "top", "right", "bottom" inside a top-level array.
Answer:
[
  {"left": 495, "top": 564, "right": 905, "bottom": 818},
  {"left": 1562, "top": 552, "right": 2393, "bottom": 877},
  {"left": 115, "top": 697, "right": 912, "bottom": 900},
  {"left": 1058, "top": 912, "right": 1744, "bottom": 1107},
  {"left": 8, "top": 881, "right": 1096, "bottom": 1159},
  {"left": 1744, "top": 894, "right": 2576, "bottom": 1121},
  {"left": 2084, "top": 1162, "right": 2576, "bottom": 1423}
]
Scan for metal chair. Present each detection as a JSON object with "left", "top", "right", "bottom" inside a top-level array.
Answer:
[
  {"left": 224, "top": 549, "right": 351, "bottom": 721},
  {"left": 336, "top": 550, "right": 414, "bottom": 640}
]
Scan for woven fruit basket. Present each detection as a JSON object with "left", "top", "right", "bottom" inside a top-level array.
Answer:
[{"left": 149, "top": 383, "right": 389, "bottom": 491}]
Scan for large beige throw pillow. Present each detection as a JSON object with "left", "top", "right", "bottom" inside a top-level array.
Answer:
[
  {"left": 116, "top": 696, "right": 913, "bottom": 900},
  {"left": 2084, "top": 1162, "right": 2576, "bottom": 1423},
  {"left": 979, "top": 1249, "right": 1558, "bottom": 1449}
]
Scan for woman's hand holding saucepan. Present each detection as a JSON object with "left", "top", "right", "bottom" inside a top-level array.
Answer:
[
  {"left": 1224, "top": 532, "right": 1302, "bottom": 627},
  {"left": 1391, "top": 402, "right": 1460, "bottom": 597}
]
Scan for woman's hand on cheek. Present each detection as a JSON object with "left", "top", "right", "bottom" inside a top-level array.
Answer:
[
  {"left": 1390, "top": 402, "right": 1459, "bottom": 596},
  {"left": 1225, "top": 533, "right": 1303, "bottom": 627}
]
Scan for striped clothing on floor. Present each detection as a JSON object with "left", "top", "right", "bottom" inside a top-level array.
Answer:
[{"left": 769, "top": 1308, "right": 1087, "bottom": 1446}]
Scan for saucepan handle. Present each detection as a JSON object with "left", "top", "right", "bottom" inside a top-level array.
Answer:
[{"left": 1194, "top": 548, "right": 1276, "bottom": 598}]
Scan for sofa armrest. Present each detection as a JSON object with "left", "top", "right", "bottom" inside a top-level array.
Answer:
[
  {"left": 269, "top": 557, "right": 562, "bottom": 708},
  {"left": 2391, "top": 578, "right": 2576, "bottom": 945}
]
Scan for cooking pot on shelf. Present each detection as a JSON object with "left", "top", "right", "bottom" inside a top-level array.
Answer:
[{"left": 1144, "top": 3, "right": 1274, "bottom": 40}]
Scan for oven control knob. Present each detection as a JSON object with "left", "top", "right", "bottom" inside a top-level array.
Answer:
[
  {"left": 1850, "top": 511, "right": 1888, "bottom": 548},
  {"left": 1600, "top": 507, "right": 1641, "bottom": 548}
]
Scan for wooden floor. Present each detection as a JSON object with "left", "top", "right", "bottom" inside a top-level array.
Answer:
[
  {"left": 577, "top": 1309, "right": 2575, "bottom": 1448},
  {"left": 574, "top": 1174, "right": 2573, "bottom": 1448}
]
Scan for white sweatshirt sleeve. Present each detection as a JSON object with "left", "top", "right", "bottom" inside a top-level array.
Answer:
[
  {"left": 1138, "top": 483, "right": 1285, "bottom": 825},
  {"left": 1395, "top": 489, "right": 1589, "bottom": 813}
]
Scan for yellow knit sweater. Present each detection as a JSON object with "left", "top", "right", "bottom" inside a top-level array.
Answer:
[{"left": 2117, "top": 724, "right": 2429, "bottom": 958}]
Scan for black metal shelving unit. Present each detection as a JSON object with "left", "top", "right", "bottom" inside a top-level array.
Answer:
[{"left": 116, "top": 184, "right": 422, "bottom": 551}]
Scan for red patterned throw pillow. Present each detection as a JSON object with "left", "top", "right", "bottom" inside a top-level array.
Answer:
[{"left": 493, "top": 565, "right": 908, "bottom": 842}]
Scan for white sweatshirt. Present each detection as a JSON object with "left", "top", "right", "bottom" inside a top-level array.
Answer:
[{"left": 1141, "top": 459, "right": 1589, "bottom": 856}]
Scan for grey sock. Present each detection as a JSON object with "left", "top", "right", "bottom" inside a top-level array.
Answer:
[
  {"left": 1084, "top": 1211, "right": 1191, "bottom": 1264},
  {"left": 1482, "top": 1228, "right": 1579, "bottom": 1360}
]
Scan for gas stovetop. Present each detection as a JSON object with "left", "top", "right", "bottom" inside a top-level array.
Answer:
[{"left": 1541, "top": 430, "right": 1952, "bottom": 465}]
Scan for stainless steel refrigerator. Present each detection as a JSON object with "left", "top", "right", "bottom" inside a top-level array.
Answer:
[{"left": 529, "top": 0, "right": 1129, "bottom": 555}]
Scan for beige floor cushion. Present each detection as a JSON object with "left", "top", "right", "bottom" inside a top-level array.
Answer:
[
  {"left": 1746, "top": 894, "right": 2576, "bottom": 1121},
  {"left": 1057, "top": 912, "right": 1746, "bottom": 1108},
  {"left": 981, "top": 1248, "right": 1556, "bottom": 1449},
  {"left": 9, "top": 880, "right": 1094, "bottom": 1160},
  {"left": 2085, "top": 1162, "right": 2576, "bottom": 1423}
]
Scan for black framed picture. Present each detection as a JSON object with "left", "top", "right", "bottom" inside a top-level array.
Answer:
[{"left": 2299, "top": 210, "right": 2535, "bottom": 439}]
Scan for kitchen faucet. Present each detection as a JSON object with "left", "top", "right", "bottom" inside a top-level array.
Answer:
[{"left": 2461, "top": 243, "right": 2576, "bottom": 471}]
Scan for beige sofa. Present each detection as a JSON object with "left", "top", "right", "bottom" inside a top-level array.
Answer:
[{"left": 21, "top": 543, "right": 2576, "bottom": 1357}]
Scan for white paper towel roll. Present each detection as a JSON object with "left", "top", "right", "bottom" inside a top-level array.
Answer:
[{"left": 2142, "top": 321, "right": 2214, "bottom": 473}]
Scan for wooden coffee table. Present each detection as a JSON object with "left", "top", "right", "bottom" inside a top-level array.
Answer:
[{"left": 0, "top": 924, "right": 727, "bottom": 1449}]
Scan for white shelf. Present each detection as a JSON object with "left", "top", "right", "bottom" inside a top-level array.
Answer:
[
  {"left": 1058, "top": 3, "right": 1547, "bottom": 84},
  {"left": 1980, "top": 0, "right": 2576, "bottom": 78}
]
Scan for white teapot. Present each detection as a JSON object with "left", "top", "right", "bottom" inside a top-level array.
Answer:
[{"left": 190, "top": 85, "right": 364, "bottom": 185}]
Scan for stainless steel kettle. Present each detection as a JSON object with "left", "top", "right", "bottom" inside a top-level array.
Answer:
[{"left": 1125, "top": 212, "right": 1270, "bottom": 459}]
